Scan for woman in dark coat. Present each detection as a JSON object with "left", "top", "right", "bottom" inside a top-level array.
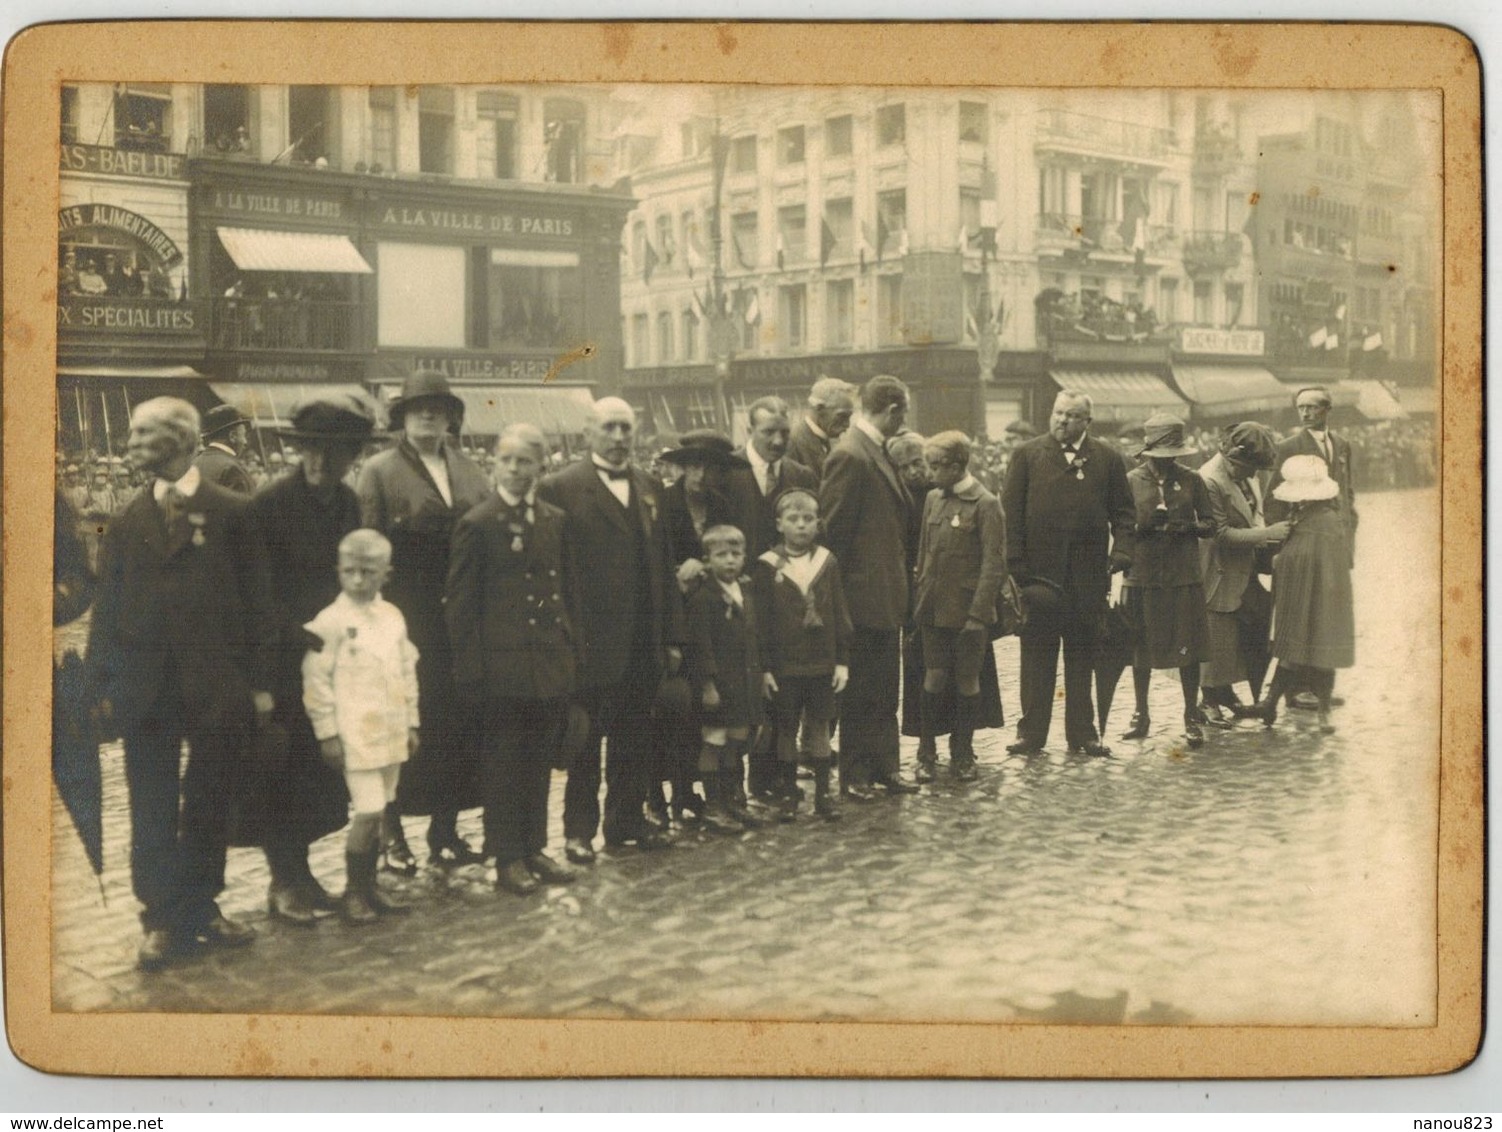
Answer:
[
  {"left": 1249, "top": 454, "right": 1355, "bottom": 734},
  {"left": 356, "top": 370, "right": 493, "bottom": 869},
  {"left": 242, "top": 393, "right": 375, "bottom": 923},
  {"left": 1118, "top": 414, "right": 1215, "bottom": 747},
  {"left": 655, "top": 430, "right": 746, "bottom": 825}
]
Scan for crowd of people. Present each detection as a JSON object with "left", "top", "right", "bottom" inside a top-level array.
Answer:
[{"left": 55, "top": 368, "right": 1372, "bottom": 973}]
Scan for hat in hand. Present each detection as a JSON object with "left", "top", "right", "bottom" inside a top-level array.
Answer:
[{"left": 1272, "top": 454, "right": 1340, "bottom": 503}]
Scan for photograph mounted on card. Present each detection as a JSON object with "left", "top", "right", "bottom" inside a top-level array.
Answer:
[{"left": 1, "top": 21, "right": 1481, "bottom": 1081}]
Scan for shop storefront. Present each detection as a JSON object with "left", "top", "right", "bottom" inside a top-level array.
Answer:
[
  {"left": 58, "top": 142, "right": 207, "bottom": 457},
  {"left": 188, "top": 159, "right": 633, "bottom": 442}
]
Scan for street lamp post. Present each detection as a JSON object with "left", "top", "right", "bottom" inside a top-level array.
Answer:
[
  {"left": 707, "top": 125, "right": 734, "bottom": 433},
  {"left": 974, "top": 157, "right": 1000, "bottom": 438}
]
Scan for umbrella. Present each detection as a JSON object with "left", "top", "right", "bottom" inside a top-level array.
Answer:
[
  {"left": 52, "top": 649, "right": 105, "bottom": 890},
  {"left": 1093, "top": 577, "right": 1138, "bottom": 734}
]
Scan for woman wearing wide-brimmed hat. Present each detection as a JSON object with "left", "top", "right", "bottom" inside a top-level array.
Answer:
[
  {"left": 237, "top": 392, "right": 381, "bottom": 923},
  {"left": 1247, "top": 454, "right": 1354, "bottom": 733},
  {"left": 1118, "top": 413, "right": 1216, "bottom": 747},
  {"left": 356, "top": 369, "right": 493, "bottom": 869},
  {"left": 1196, "top": 422, "right": 1291, "bottom": 725},
  {"left": 653, "top": 429, "right": 748, "bottom": 827}
]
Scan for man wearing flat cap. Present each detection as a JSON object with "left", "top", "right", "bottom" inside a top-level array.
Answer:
[
  {"left": 194, "top": 403, "right": 256, "bottom": 496},
  {"left": 242, "top": 392, "right": 379, "bottom": 923},
  {"left": 357, "top": 370, "right": 493, "bottom": 871}
]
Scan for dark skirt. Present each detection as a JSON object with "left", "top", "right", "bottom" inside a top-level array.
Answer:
[
  {"left": 1122, "top": 583, "right": 1209, "bottom": 670},
  {"left": 1272, "top": 510, "right": 1355, "bottom": 669},
  {"left": 901, "top": 628, "right": 1004, "bottom": 737}
]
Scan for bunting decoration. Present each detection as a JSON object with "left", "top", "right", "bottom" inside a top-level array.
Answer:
[
  {"left": 642, "top": 239, "right": 659, "bottom": 285},
  {"left": 820, "top": 218, "right": 838, "bottom": 267}
]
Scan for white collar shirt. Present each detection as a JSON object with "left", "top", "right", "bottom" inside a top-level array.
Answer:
[
  {"left": 153, "top": 463, "right": 202, "bottom": 503},
  {"left": 592, "top": 455, "right": 632, "bottom": 507}
]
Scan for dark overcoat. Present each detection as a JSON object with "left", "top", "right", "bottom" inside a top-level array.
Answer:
[
  {"left": 684, "top": 579, "right": 766, "bottom": 731},
  {"left": 820, "top": 425, "right": 912, "bottom": 630},
  {"left": 445, "top": 494, "right": 578, "bottom": 702},
  {"left": 356, "top": 437, "right": 492, "bottom": 814},
  {"left": 537, "top": 459, "right": 684, "bottom": 690},
  {"left": 87, "top": 478, "right": 275, "bottom": 735},
  {"left": 236, "top": 469, "right": 361, "bottom": 845},
  {"left": 662, "top": 479, "right": 736, "bottom": 567},
  {"left": 913, "top": 479, "right": 1010, "bottom": 630},
  {"left": 786, "top": 417, "right": 833, "bottom": 476},
  {"left": 722, "top": 457, "right": 819, "bottom": 560},
  {"left": 1000, "top": 433, "right": 1135, "bottom": 617}
]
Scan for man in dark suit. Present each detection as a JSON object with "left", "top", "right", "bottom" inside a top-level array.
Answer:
[
  {"left": 720, "top": 396, "right": 817, "bottom": 798},
  {"left": 1266, "top": 385, "right": 1357, "bottom": 555},
  {"left": 192, "top": 404, "right": 256, "bottom": 495},
  {"left": 87, "top": 397, "right": 275, "bottom": 970},
  {"left": 786, "top": 377, "right": 857, "bottom": 476},
  {"left": 539, "top": 397, "right": 685, "bottom": 861},
  {"left": 724, "top": 396, "right": 820, "bottom": 560},
  {"left": 1001, "top": 390, "right": 1134, "bottom": 757},
  {"left": 447, "top": 423, "right": 581, "bottom": 895},
  {"left": 820, "top": 375, "right": 920, "bottom": 798}
]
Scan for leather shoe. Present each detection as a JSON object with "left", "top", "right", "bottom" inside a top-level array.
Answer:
[
  {"left": 1006, "top": 739, "right": 1043, "bottom": 755},
  {"left": 195, "top": 913, "right": 256, "bottom": 949},
  {"left": 564, "top": 837, "right": 596, "bottom": 865},
  {"left": 137, "top": 928, "right": 178, "bottom": 972},
  {"left": 1119, "top": 712, "right": 1150, "bottom": 740},
  {"left": 913, "top": 760, "right": 938, "bottom": 784},
  {"left": 1201, "top": 702, "right": 1236, "bottom": 730},
  {"left": 1072, "top": 740, "right": 1112, "bottom": 758},
  {"left": 1184, "top": 713, "right": 1205, "bottom": 748},
  {"left": 840, "top": 783, "right": 876, "bottom": 802},
  {"left": 951, "top": 760, "right": 979, "bottom": 782},
  {"left": 524, "top": 852, "right": 577, "bottom": 885},
  {"left": 874, "top": 774, "right": 920, "bottom": 795},
  {"left": 268, "top": 883, "right": 318, "bottom": 927},
  {"left": 632, "top": 827, "right": 673, "bottom": 850},
  {"left": 496, "top": 859, "right": 541, "bottom": 895},
  {"left": 429, "top": 837, "right": 486, "bottom": 868}
]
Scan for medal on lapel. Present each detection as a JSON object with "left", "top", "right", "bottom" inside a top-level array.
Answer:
[
  {"left": 951, "top": 514, "right": 960, "bottom": 528},
  {"left": 188, "top": 513, "right": 207, "bottom": 546}
]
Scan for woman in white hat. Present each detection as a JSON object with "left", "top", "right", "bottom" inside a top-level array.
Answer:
[{"left": 1247, "top": 453, "right": 1354, "bottom": 733}]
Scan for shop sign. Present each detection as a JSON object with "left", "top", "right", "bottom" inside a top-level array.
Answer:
[
  {"left": 57, "top": 297, "right": 201, "bottom": 334},
  {"left": 60, "top": 143, "right": 185, "bottom": 181},
  {"left": 623, "top": 364, "right": 716, "bottom": 388},
  {"left": 233, "top": 361, "right": 337, "bottom": 383},
  {"left": 735, "top": 348, "right": 977, "bottom": 387},
  {"left": 407, "top": 353, "right": 559, "bottom": 383},
  {"left": 205, "top": 187, "right": 348, "bottom": 222},
  {"left": 58, "top": 204, "right": 184, "bottom": 267},
  {"left": 1178, "top": 326, "right": 1265, "bottom": 356},
  {"left": 369, "top": 202, "right": 575, "bottom": 238}
]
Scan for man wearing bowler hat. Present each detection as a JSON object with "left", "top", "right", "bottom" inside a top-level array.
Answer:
[
  {"left": 242, "top": 392, "right": 378, "bottom": 924},
  {"left": 194, "top": 403, "right": 256, "bottom": 496},
  {"left": 539, "top": 397, "right": 685, "bottom": 860},
  {"left": 357, "top": 369, "right": 492, "bottom": 870},
  {"left": 1001, "top": 389, "right": 1134, "bottom": 757}
]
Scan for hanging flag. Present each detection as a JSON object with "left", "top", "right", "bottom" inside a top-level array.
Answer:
[
  {"left": 895, "top": 225, "right": 909, "bottom": 259},
  {"left": 876, "top": 211, "right": 890, "bottom": 263},
  {"left": 820, "top": 218, "right": 838, "bottom": 267},
  {"left": 1334, "top": 303, "right": 1347, "bottom": 322},
  {"left": 1325, "top": 331, "right": 1340, "bottom": 350},
  {"left": 776, "top": 233, "right": 786, "bottom": 272},
  {"left": 642, "top": 239, "right": 659, "bottom": 285},
  {"left": 1308, "top": 325, "right": 1328, "bottom": 348},
  {"left": 964, "top": 303, "right": 979, "bottom": 340},
  {"left": 732, "top": 230, "right": 753, "bottom": 270},
  {"left": 958, "top": 224, "right": 970, "bottom": 253},
  {"left": 1363, "top": 329, "right": 1384, "bottom": 352},
  {"left": 685, "top": 230, "right": 705, "bottom": 278},
  {"left": 744, "top": 289, "right": 761, "bottom": 326},
  {"left": 995, "top": 298, "right": 1007, "bottom": 331}
]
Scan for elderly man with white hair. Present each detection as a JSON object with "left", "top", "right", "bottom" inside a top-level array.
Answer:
[
  {"left": 787, "top": 376, "right": 857, "bottom": 475},
  {"left": 87, "top": 396, "right": 276, "bottom": 970},
  {"left": 538, "top": 397, "right": 686, "bottom": 861}
]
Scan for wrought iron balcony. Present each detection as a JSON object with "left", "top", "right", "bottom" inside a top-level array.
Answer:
[
  {"left": 211, "top": 297, "right": 359, "bottom": 352},
  {"left": 1035, "top": 110, "right": 1174, "bottom": 162},
  {"left": 1182, "top": 230, "right": 1245, "bottom": 274}
]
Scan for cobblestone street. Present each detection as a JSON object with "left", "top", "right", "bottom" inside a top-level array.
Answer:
[{"left": 49, "top": 488, "right": 1439, "bottom": 1028}]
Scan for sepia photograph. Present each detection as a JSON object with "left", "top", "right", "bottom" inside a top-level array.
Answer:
[{"left": 3, "top": 20, "right": 1483, "bottom": 1083}]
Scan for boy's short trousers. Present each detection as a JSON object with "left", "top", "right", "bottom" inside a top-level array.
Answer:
[
  {"left": 345, "top": 764, "right": 401, "bottom": 815},
  {"left": 920, "top": 624, "right": 988, "bottom": 687}
]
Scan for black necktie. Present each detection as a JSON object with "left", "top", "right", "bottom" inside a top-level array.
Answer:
[
  {"left": 600, "top": 465, "right": 630, "bottom": 481},
  {"left": 1236, "top": 478, "right": 1257, "bottom": 510},
  {"left": 159, "top": 483, "right": 187, "bottom": 527}
]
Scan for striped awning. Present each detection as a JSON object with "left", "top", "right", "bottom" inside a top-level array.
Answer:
[
  {"left": 216, "top": 227, "right": 373, "bottom": 274},
  {"left": 1171, "top": 364, "right": 1291, "bottom": 418},
  {"left": 1049, "top": 369, "right": 1188, "bottom": 424},
  {"left": 1335, "top": 379, "right": 1408, "bottom": 421}
]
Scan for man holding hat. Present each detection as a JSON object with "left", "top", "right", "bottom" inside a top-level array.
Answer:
[
  {"left": 357, "top": 370, "right": 493, "bottom": 870},
  {"left": 194, "top": 403, "right": 256, "bottom": 496},
  {"left": 1197, "top": 422, "right": 1290, "bottom": 723},
  {"left": 1001, "top": 390, "right": 1134, "bottom": 757},
  {"left": 243, "top": 392, "right": 379, "bottom": 923}
]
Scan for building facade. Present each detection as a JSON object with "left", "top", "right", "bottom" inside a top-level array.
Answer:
[{"left": 57, "top": 82, "right": 632, "bottom": 457}]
